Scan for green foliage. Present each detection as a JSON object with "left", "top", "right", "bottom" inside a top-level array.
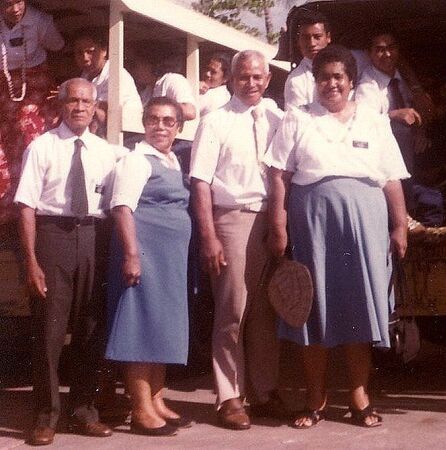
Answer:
[{"left": 192, "top": 0, "right": 276, "bottom": 38}]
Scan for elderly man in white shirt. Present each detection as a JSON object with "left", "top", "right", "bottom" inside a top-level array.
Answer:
[
  {"left": 15, "top": 78, "right": 125, "bottom": 446},
  {"left": 191, "top": 50, "right": 285, "bottom": 430},
  {"left": 74, "top": 29, "right": 142, "bottom": 137}
]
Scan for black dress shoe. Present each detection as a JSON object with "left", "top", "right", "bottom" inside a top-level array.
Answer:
[
  {"left": 165, "top": 416, "right": 194, "bottom": 428},
  {"left": 250, "top": 392, "right": 296, "bottom": 420},
  {"left": 130, "top": 421, "right": 178, "bottom": 436},
  {"left": 28, "top": 426, "right": 55, "bottom": 446},
  {"left": 70, "top": 421, "right": 113, "bottom": 437}
]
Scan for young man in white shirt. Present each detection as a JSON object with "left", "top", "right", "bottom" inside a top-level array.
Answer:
[
  {"left": 73, "top": 29, "right": 142, "bottom": 137},
  {"left": 283, "top": 10, "right": 331, "bottom": 110}
]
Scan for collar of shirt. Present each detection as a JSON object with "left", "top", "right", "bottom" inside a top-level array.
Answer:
[
  {"left": 134, "top": 140, "right": 180, "bottom": 171},
  {"left": 301, "top": 57, "right": 313, "bottom": 72},
  {"left": 81, "top": 59, "right": 109, "bottom": 86},
  {"left": 230, "top": 95, "right": 268, "bottom": 115},
  {"left": 57, "top": 121, "right": 97, "bottom": 150},
  {"left": 371, "top": 66, "right": 403, "bottom": 90}
]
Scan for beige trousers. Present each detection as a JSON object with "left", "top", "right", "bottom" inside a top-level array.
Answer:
[{"left": 211, "top": 208, "right": 279, "bottom": 407}]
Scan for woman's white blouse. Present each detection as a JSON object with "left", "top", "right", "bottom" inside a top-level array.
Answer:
[
  {"left": 111, "top": 141, "right": 180, "bottom": 212},
  {"left": 264, "top": 102, "right": 410, "bottom": 187}
]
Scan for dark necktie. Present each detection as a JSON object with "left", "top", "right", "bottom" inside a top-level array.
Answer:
[
  {"left": 70, "top": 138, "right": 88, "bottom": 219},
  {"left": 388, "top": 78, "right": 406, "bottom": 110}
]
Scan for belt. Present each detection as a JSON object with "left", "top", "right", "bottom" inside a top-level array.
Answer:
[
  {"left": 215, "top": 200, "right": 267, "bottom": 213},
  {"left": 36, "top": 215, "right": 97, "bottom": 226}
]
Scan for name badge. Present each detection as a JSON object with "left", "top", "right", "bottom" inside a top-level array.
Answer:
[
  {"left": 352, "top": 140, "right": 369, "bottom": 149},
  {"left": 9, "top": 37, "right": 24, "bottom": 47},
  {"left": 95, "top": 184, "right": 105, "bottom": 194}
]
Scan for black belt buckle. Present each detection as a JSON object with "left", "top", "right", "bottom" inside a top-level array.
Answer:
[{"left": 74, "top": 216, "right": 95, "bottom": 226}]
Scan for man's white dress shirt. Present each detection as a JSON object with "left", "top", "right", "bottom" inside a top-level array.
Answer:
[
  {"left": 199, "top": 84, "right": 231, "bottom": 116},
  {"left": 14, "top": 122, "right": 126, "bottom": 217},
  {"left": 153, "top": 72, "right": 197, "bottom": 107},
  {"left": 81, "top": 60, "right": 143, "bottom": 113},
  {"left": 191, "top": 96, "right": 283, "bottom": 209},
  {"left": 355, "top": 66, "right": 412, "bottom": 113},
  {"left": 284, "top": 57, "right": 316, "bottom": 110}
]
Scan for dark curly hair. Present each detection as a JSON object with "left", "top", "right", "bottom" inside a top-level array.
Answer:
[{"left": 312, "top": 44, "right": 358, "bottom": 87}]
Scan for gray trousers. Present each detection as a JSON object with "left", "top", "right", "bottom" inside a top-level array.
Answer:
[{"left": 32, "top": 218, "right": 104, "bottom": 428}]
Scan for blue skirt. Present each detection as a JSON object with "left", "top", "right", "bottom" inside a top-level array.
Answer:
[{"left": 279, "top": 177, "right": 392, "bottom": 348}]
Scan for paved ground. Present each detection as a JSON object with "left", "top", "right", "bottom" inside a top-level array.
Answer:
[{"left": 1, "top": 340, "right": 445, "bottom": 449}]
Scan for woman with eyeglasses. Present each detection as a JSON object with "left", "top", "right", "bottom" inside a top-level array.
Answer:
[{"left": 106, "top": 96, "right": 192, "bottom": 437}]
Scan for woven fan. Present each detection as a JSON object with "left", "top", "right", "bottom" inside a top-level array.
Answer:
[{"left": 268, "top": 259, "right": 314, "bottom": 328}]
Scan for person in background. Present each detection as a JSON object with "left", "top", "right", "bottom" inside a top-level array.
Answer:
[
  {"left": 73, "top": 29, "right": 142, "bottom": 137},
  {"left": 130, "top": 56, "right": 157, "bottom": 107},
  {"left": 355, "top": 28, "right": 437, "bottom": 227},
  {"left": 14, "top": 78, "right": 121, "bottom": 446},
  {"left": 106, "top": 97, "right": 191, "bottom": 437},
  {"left": 191, "top": 50, "right": 285, "bottom": 430},
  {"left": 283, "top": 9, "right": 370, "bottom": 111},
  {"left": 0, "top": 0, "right": 64, "bottom": 223},
  {"left": 267, "top": 45, "right": 408, "bottom": 429},
  {"left": 152, "top": 59, "right": 197, "bottom": 122},
  {"left": 0, "top": 0, "right": 64, "bottom": 322},
  {"left": 199, "top": 52, "right": 231, "bottom": 116},
  {"left": 355, "top": 29, "right": 422, "bottom": 175},
  {"left": 283, "top": 10, "right": 331, "bottom": 110}
]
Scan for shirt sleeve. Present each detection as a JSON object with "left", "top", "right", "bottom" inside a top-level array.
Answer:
[
  {"left": 14, "top": 143, "right": 45, "bottom": 209},
  {"left": 264, "top": 109, "right": 299, "bottom": 172},
  {"left": 355, "top": 79, "right": 383, "bottom": 113},
  {"left": 122, "top": 69, "right": 143, "bottom": 112},
  {"left": 109, "top": 144, "right": 129, "bottom": 162},
  {"left": 110, "top": 152, "right": 151, "bottom": 211},
  {"left": 165, "top": 74, "right": 197, "bottom": 106},
  {"left": 284, "top": 72, "right": 310, "bottom": 110},
  {"left": 376, "top": 114, "right": 411, "bottom": 182},
  {"left": 190, "top": 115, "right": 221, "bottom": 184},
  {"left": 37, "top": 11, "right": 65, "bottom": 52}
]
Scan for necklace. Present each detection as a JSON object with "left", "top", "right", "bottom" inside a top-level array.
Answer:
[
  {"left": 0, "top": 24, "right": 27, "bottom": 102},
  {"left": 314, "top": 106, "right": 357, "bottom": 144}
]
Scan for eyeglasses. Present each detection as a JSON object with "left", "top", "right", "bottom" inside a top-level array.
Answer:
[{"left": 145, "top": 115, "right": 178, "bottom": 128}]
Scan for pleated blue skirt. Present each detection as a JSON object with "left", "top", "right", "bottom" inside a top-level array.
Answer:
[{"left": 279, "top": 177, "right": 392, "bottom": 348}]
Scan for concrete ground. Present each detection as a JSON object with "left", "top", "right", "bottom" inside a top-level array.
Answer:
[{"left": 1, "top": 341, "right": 445, "bottom": 450}]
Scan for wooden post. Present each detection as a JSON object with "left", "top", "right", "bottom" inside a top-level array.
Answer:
[{"left": 107, "top": 1, "right": 124, "bottom": 145}]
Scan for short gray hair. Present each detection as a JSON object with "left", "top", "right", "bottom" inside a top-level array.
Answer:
[
  {"left": 58, "top": 78, "right": 98, "bottom": 102},
  {"left": 231, "top": 50, "right": 269, "bottom": 75}
]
